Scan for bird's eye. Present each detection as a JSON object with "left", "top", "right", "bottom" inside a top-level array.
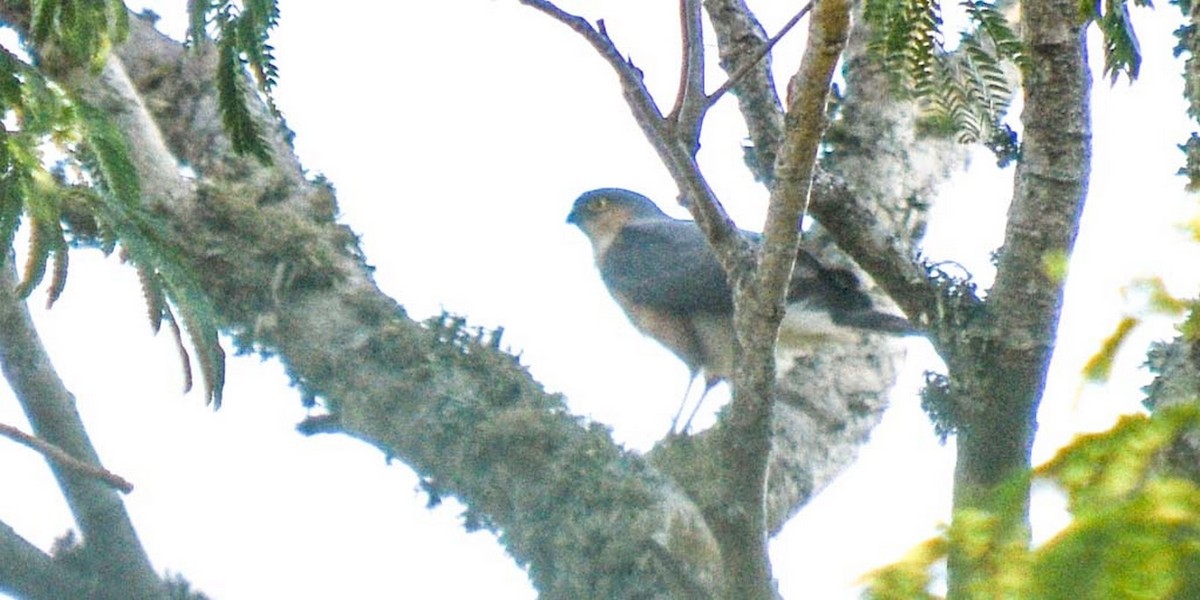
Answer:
[{"left": 591, "top": 197, "right": 609, "bottom": 211}]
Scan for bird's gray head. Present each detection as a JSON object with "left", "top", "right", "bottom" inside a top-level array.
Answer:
[{"left": 566, "top": 188, "right": 667, "bottom": 228}]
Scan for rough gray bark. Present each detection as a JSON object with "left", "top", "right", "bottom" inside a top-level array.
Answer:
[
  {"left": 957, "top": 0, "right": 1090, "bottom": 498},
  {"left": 945, "top": 0, "right": 1091, "bottom": 594}
]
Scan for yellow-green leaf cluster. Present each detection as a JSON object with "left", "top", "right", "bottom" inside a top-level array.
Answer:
[
  {"left": 1083, "top": 278, "right": 1191, "bottom": 383},
  {"left": 864, "top": 406, "right": 1200, "bottom": 599}
]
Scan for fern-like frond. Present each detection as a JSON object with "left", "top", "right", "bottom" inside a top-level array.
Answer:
[
  {"left": 864, "top": 0, "right": 945, "bottom": 94},
  {"left": 188, "top": 1, "right": 280, "bottom": 162},
  {"left": 29, "top": 0, "right": 129, "bottom": 71},
  {"left": 98, "top": 200, "right": 227, "bottom": 406},
  {"left": 75, "top": 101, "right": 227, "bottom": 406},
  {"left": 1083, "top": 0, "right": 1150, "bottom": 83},
  {"left": 76, "top": 102, "right": 140, "bottom": 207},
  {"left": 135, "top": 259, "right": 166, "bottom": 332},
  {"left": 162, "top": 307, "right": 195, "bottom": 394},
  {"left": 962, "top": 0, "right": 1027, "bottom": 68},
  {"left": 0, "top": 171, "right": 23, "bottom": 263},
  {"left": 867, "top": 0, "right": 1021, "bottom": 163},
  {"left": 238, "top": 0, "right": 281, "bottom": 98},
  {"left": 186, "top": 0, "right": 214, "bottom": 46},
  {"left": 0, "top": 14, "right": 228, "bottom": 405},
  {"left": 14, "top": 213, "right": 67, "bottom": 302},
  {"left": 216, "top": 19, "right": 271, "bottom": 163}
]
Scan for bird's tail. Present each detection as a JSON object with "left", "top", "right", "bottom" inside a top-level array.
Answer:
[
  {"left": 794, "top": 254, "right": 921, "bottom": 336},
  {"left": 830, "top": 308, "right": 919, "bottom": 336}
]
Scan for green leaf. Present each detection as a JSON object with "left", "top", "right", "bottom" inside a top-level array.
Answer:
[
  {"left": 28, "top": 0, "right": 128, "bottom": 72},
  {"left": 1037, "top": 408, "right": 1200, "bottom": 511},
  {"left": 76, "top": 101, "right": 141, "bottom": 207},
  {"left": 187, "top": 0, "right": 214, "bottom": 46},
  {"left": 216, "top": 22, "right": 272, "bottom": 163},
  {"left": 1083, "top": 316, "right": 1138, "bottom": 382},
  {"left": 867, "top": 1, "right": 1021, "bottom": 159},
  {"left": 74, "top": 100, "right": 226, "bottom": 406},
  {"left": 867, "top": 407, "right": 1200, "bottom": 598},
  {"left": 0, "top": 176, "right": 23, "bottom": 268},
  {"left": 1086, "top": 0, "right": 1145, "bottom": 82},
  {"left": 101, "top": 202, "right": 227, "bottom": 407}
]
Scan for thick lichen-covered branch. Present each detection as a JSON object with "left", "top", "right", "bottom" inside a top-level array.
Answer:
[{"left": 105, "top": 14, "right": 723, "bottom": 598}]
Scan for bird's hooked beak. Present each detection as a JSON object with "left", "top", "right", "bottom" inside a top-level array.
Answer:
[{"left": 566, "top": 208, "right": 580, "bottom": 225}]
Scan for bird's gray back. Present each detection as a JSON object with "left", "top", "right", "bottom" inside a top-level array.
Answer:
[{"left": 599, "top": 218, "right": 734, "bottom": 314}]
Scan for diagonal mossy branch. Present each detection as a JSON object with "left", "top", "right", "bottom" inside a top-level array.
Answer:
[{"left": 94, "top": 13, "right": 726, "bottom": 597}]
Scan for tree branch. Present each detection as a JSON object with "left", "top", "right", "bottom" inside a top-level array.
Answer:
[
  {"left": 103, "top": 15, "right": 725, "bottom": 596},
  {"left": 701, "top": 0, "right": 786, "bottom": 185},
  {"left": 803, "top": 3, "right": 975, "bottom": 349},
  {"left": 806, "top": 170, "right": 943, "bottom": 333},
  {"left": 947, "top": 0, "right": 1091, "bottom": 592},
  {"left": 711, "top": 2, "right": 852, "bottom": 598},
  {"left": 666, "top": 0, "right": 707, "bottom": 154},
  {"left": 705, "top": 2, "right": 811, "bottom": 112},
  {"left": 0, "top": 520, "right": 94, "bottom": 600},
  {"left": 0, "top": 262, "right": 165, "bottom": 600},
  {"left": 518, "top": 0, "right": 753, "bottom": 322},
  {"left": 0, "top": 422, "right": 133, "bottom": 493}
]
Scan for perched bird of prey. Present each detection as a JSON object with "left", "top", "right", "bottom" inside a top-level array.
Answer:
[{"left": 567, "top": 188, "right": 915, "bottom": 430}]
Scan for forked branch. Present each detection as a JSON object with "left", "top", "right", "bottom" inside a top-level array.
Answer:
[
  {"left": 667, "top": 0, "right": 707, "bottom": 153},
  {"left": 517, "top": 0, "right": 747, "bottom": 282},
  {"left": 705, "top": 1, "right": 812, "bottom": 111}
]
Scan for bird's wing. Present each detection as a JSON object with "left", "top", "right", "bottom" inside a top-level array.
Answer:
[
  {"left": 787, "top": 251, "right": 870, "bottom": 311},
  {"left": 599, "top": 218, "right": 733, "bottom": 313}
]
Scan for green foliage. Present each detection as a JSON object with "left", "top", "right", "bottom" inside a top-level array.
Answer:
[
  {"left": 1180, "top": 132, "right": 1200, "bottom": 190},
  {"left": 864, "top": 406, "right": 1200, "bottom": 599},
  {"left": 863, "top": 1, "right": 1023, "bottom": 165},
  {"left": 919, "top": 370, "right": 957, "bottom": 442},
  {"left": 864, "top": 0, "right": 944, "bottom": 93},
  {"left": 0, "top": 33, "right": 226, "bottom": 405},
  {"left": 188, "top": 0, "right": 280, "bottom": 162},
  {"left": 75, "top": 102, "right": 227, "bottom": 406},
  {"left": 1082, "top": 0, "right": 1151, "bottom": 84},
  {"left": 1083, "top": 278, "right": 1190, "bottom": 384},
  {"left": 1083, "top": 316, "right": 1139, "bottom": 382},
  {"left": 30, "top": 0, "right": 128, "bottom": 71}
]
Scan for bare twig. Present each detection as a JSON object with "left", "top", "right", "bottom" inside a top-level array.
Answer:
[
  {"left": 1, "top": 251, "right": 162, "bottom": 597},
  {"left": 701, "top": 0, "right": 786, "bottom": 184},
  {"left": 518, "top": 0, "right": 747, "bottom": 281},
  {"left": 518, "top": 1, "right": 667, "bottom": 135},
  {"left": 0, "top": 421, "right": 134, "bottom": 493},
  {"left": 666, "top": 0, "right": 707, "bottom": 153},
  {"left": 706, "top": 1, "right": 812, "bottom": 110}
]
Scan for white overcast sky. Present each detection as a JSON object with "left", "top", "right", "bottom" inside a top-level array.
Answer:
[{"left": 2, "top": 2, "right": 1199, "bottom": 598}]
